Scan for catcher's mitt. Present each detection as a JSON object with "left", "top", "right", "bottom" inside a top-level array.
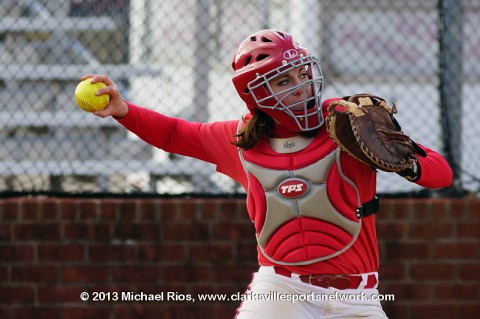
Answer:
[{"left": 326, "top": 94, "right": 418, "bottom": 172}]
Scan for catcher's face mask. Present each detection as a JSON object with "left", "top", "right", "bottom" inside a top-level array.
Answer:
[
  {"left": 248, "top": 56, "right": 324, "bottom": 132},
  {"left": 231, "top": 29, "right": 324, "bottom": 132}
]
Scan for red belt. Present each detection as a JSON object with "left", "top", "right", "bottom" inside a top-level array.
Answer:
[{"left": 274, "top": 267, "right": 377, "bottom": 290}]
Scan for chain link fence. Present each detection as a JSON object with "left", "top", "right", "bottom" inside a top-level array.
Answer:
[{"left": 0, "top": 0, "right": 477, "bottom": 196}]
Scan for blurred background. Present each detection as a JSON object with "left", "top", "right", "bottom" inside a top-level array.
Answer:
[{"left": 0, "top": 0, "right": 477, "bottom": 197}]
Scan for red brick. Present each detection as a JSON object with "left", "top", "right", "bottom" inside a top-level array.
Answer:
[
  {"left": 160, "top": 304, "right": 215, "bottom": 319},
  {"left": 21, "top": 200, "right": 39, "bottom": 220},
  {"left": 38, "top": 244, "right": 84, "bottom": 262},
  {"left": 112, "top": 305, "right": 167, "bottom": 319},
  {"left": 218, "top": 200, "right": 244, "bottom": 221},
  {"left": 408, "top": 222, "right": 453, "bottom": 239},
  {"left": 163, "top": 222, "right": 211, "bottom": 241},
  {"left": 376, "top": 222, "right": 407, "bottom": 240},
  {"left": 458, "top": 304, "right": 480, "bottom": 319},
  {"left": 1, "top": 244, "right": 35, "bottom": 262},
  {"left": 58, "top": 199, "right": 79, "bottom": 218},
  {"left": 214, "top": 304, "right": 240, "bottom": 319},
  {"left": 188, "top": 243, "right": 235, "bottom": 262},
  {"left": 0, "top": 224, "right": 12, "bottom": 241},
  {"left": 410, "top": 200, "right": 431, "bottom": 219},
  {"left": 98, "top": 199, "right": 119, "bottom": 220},
  {"left": 389, "top": 199, "right": 412, "bottom": 218},
  {"left": 137, "top": 243, "right": 185, "bottom": 262},
  {"left": 0, "top": 197, "right": 478, "bottom": 319},
  {"left": 63, "top": 223, "right": 112, "bottom": 241},
  {"left": 458, "top": 262, "right": 480, "bottom": 280},
  {"left": 78, "top": 200, "right": 99, "bottom": 219},
  {"left": 380, "top": 302, "right": 408, "bottom": 319},
  {"left": 457, "top": 223, "right": 480, "bottom": 238},
  {"left": 212, "top": 223, "right": 254, "bottom": 241},
  {"left": 434, "top": 283, "right": 478, "bottom": 300},
  {"left": 410, "top": 264, "right": 457, "bottom": 280},
  {"left": 112, "top": 266, "right": 160, "bottom": 283},
  {"left": 211, "top": 265, "right": 258, "bottom": 283},
  {"left": 178, "top": 201, "right": 199, "bottom": 221},
  {"left": 14, "top": 223, "right": 61, "bottom": 241},
  {"left": 466, "top": 199, "right": 480, "bottom": 220},
  {"left": 379, "top": 283, "right": 431, "bottom": 300},
  {"left": 411, "top": 304, "right": 459, "bottom": 319},
  {"left": 236, "top": 201, "right": 249, "bottom": 220},
  {"left": 433, "top": 242, "right": 477, "bottom": 259},
  {"left": 38, "top": 199, "right": 59, "bottom": 219},
  {"left": 117, "top": 201, "right": 138, "bottom": 221},
  {"left": 0, "top": 266, "right": 8, "bottom": 282},
  {"left": 376, "top": 200, "right": 395, "bottom": 220},
  {"left": 1, "top": 199, "right": 22, "bottom": 219},
  {"left": 63, "top": 266, "right": 110, "bottom": 283},
  {"left": 383, "top": 242, "right": 430, "bottom": 260},
  {"left": 10, "top": 307, "right": 62, "bottom": 319},
  {"left": 199, "top": 201, "right": 219, "bottom": 220},
  {"left": 429, "top": 199, "right": 450, "bottom": 219},
  {"left": 137, "top": 200, "right": 160, "bottom": 220},
  {"left": 378, "top": 263, "right": 406, "bottom": 280},
  {"left": 0, "top": 285, "right": 34, "bottom": 304},
  {"left": 158, "top": 200, "right": 179, "bottom": 221},
  {"left": 63, "top": 307, "right": 111, "bottom": 319},
  {"left": 37, "top": 285, "right": 84, "bottom": 304},
  {"left": 237, "top": 242, "right": 258, "bottom": 261},
  {"left": 88, "top": 244, "right": 136, "bottom": 262},
  {"left": 163, "top": 264, "right": 211, "bottom": 284},
  {"left": 11, "top": 265, "right": 59, "bottom": 283},
  {"left": 113, "top": 223, "right": 160, "bottom": 241},
  {"left": 449, "top": 199, "right": 466, "bottom": 219}
]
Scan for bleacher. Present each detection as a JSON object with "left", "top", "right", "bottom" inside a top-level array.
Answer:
[{"left": 0, "top": 0, "right": 218, "bottom": 193}]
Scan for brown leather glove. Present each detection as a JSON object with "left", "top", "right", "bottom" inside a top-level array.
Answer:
[{"left": 326, "top": 94, "right": 418, "bottom": 172}]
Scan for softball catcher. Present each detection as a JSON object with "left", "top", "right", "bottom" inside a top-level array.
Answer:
[{"left": 83, "top": 29, "right": 452, "bottom": 318}]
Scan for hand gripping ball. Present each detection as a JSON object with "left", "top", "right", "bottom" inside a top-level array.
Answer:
[{"left": 74, "top": 79, "right": 110, "bottom": 112}]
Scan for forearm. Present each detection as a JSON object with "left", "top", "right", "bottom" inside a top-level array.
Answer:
[
  {"left": 413, "top": 146, "right": 453, "bottom": 189},
  {"left": 115, "top": 101, "right": 242, "bottom": 169},
  {"left": 116, "top": 101, "right": 178, "bottom": 150}
]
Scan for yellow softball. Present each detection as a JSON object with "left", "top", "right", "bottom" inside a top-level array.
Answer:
[{"left": 74, "top": 79, "right": 110, "bottom": 112}]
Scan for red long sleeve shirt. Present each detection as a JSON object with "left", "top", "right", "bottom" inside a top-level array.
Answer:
[{"left": 117, "top": 99, "right": 452, "bottom": 275}]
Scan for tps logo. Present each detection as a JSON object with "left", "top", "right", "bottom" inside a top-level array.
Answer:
[{"left": 278, "top": 178, "right": 308, "bottom": 198}]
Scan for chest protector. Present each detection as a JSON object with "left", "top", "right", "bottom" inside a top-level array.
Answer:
[{"left": 239, "top": 137, "right": 362, "bottom": 266}]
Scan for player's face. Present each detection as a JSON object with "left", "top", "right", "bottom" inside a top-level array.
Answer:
[{"left": 268, "top": 66, "right": 313, "bottom": 110}]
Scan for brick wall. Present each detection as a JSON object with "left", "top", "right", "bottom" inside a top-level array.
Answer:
[{"left": 0, "top": 197, "right": 479, "bottom": 319}]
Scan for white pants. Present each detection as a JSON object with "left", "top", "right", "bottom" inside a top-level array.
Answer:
[{"left": 235, "top": 267, "right": 389, "bottom": 319}]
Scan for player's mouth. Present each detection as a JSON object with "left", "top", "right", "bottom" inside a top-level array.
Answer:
[{"left": 290, "top": 99, "right": 316, "bottom": 112}]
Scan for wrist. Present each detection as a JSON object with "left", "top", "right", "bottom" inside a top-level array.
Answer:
[
  {"left": 113, "top": 101, "right": 129, "bottom": 119},
  {"left": 397, "top": 159, "right": 421, "bottom": 182}
]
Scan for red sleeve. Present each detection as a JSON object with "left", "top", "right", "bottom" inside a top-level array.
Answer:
[
  {"left": 115, "top": 101, "right": 248, "bottom": 186},
  {"left": 415, "top": 145, "right": 452, "bottom": 188}
]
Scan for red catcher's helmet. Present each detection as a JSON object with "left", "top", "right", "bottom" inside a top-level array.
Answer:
[{"left": 232, "top": 29, "right": 324, "bottom": 132}]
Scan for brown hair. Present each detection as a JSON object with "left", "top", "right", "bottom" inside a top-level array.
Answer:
[{"left": 233, "top": 110, "right": 273, "bottom": 150}]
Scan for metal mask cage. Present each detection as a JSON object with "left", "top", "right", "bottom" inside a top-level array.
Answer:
[{"left": 247, "top": 55, "right": 324, "bottom": 131}]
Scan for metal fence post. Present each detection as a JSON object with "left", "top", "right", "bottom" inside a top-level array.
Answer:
[
  {"left": 193, "top": 0, "right": 212, "bottom": 124},
  {"left": 439, "top": 0, "right": 464, "bottom": 195}
]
